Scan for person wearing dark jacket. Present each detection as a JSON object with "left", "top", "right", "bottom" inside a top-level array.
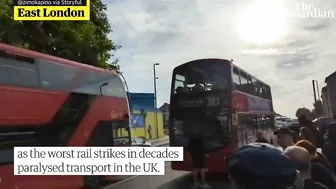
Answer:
[
  {"left": 294, "top": 140, "right": 336, "bottom": 188},
  {"left": 298, "top": 115, "right": 324, "bottom": 148},
  {"left": 322, "top": 123, "right": 336, "bottom": 174},
  {"left": 311, "top": 163, "right": 336, "bottom": 189},
  {"left": 300, "top": 127, "right": 317, "bottom": 146},
  {"left": 188, "top": 124, "right": 211, "bottom": 189}
]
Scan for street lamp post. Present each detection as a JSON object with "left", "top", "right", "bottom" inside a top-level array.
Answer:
[
  {"left": 312, "top": 80, "right": 317, "bottom": 103},
  {"left": 153, "top": 63, "right": 160, "bottom": 139}
]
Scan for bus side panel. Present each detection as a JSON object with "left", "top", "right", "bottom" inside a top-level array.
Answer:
[
  {"left": 0, "top": 86, "right": 82, "bottom": 189},
  {"left": 232, "top": 91, "right": 249, "bottom": 112},
  {"left": 0, "top": 85, "right": 67, "bottom": 124},
  {"left": 68, "top": 96, "right": 129, "bottom": 146}
]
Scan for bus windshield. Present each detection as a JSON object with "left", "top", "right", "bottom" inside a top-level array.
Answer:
[
  {"left": 172, "top": 60, "right": 231, "bottom": 94},
  {"left": 171, "top": 115, "right": 231, "bottom": 151},
  {"left": 170, "top": 60, "right": 232, "bottom": 152}
]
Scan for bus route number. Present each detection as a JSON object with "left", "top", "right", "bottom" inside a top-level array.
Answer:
[{"left": 206, "top": 97, "right": 220, "bottom": 107}]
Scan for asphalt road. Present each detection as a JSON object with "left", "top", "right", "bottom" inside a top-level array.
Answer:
[
  {"left": 104, "top": 162, "right": 232, "bottom": 189},
  {"left": 103, "top": 136, "right": 285, "bottom": 189}
]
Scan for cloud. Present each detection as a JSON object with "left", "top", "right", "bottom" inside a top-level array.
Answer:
[{"left": 105, "top": 0, "right": 336, "bottom": 117}]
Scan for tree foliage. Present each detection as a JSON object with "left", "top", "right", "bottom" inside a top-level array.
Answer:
[{"left": 0, "top": 0, "right": 120, "bottom": 69}]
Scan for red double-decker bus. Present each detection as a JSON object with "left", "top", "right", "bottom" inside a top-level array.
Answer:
[
  {"left": 169, "top": 59, "right": 274, "bottom": 173},
  {"left": 0, "top": 43, "right": 131, "bottom": 189}
]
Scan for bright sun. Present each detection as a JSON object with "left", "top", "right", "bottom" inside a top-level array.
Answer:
[{"left": 238, "top": 0, "right": 287, "bottom": 44}]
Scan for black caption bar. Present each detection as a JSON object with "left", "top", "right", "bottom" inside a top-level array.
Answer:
[{"left": 14, "top": 0, "right": 87, "bottom": 6}]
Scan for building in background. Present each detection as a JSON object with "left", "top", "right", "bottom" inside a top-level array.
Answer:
[
  {"left": 127, "top": 92, "right": 164, "bottom": 139},
  {"left": 325, "top": 71, "right": 336, "bottom": 117},
  {"left": 321, "top": 86, "right": 332, "bottom": 117},
  {"left": 159, "top": 103, "right": 170, "bottom": 129}
]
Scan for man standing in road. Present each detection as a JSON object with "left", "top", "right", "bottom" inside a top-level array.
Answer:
[
  {"left": 147, "top": 125, "right": 152, "bottom": 139},
  {"left": 189, "top": 122, "right": 211, "bottom": 189}
]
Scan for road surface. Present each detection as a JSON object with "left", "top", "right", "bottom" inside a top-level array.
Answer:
[
  {"left": 104, "top": 162, "right": 189, "bottom": 189},
  {"left": 103, "top": 133, "right": 279, "bottom": 189},
  {"left": 104, "top": 144, "right": 232, "bottom": 189},
  {"left": 104, "top": 161, "right": 232, "bottom": 189}
]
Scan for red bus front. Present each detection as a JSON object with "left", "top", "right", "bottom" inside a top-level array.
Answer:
[
  {"left": 0, "top": 43, "right": 131, "bottom": 189},
  {"left": 169, "top": 59, "right": 274, "bottom": 173}
]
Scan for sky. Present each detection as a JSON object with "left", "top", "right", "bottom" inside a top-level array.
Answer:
[{"left": 105, "top": 0, "right": 336, "bottom": 118}]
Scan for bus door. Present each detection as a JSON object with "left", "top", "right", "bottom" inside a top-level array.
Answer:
[
  {"left": 237, "top": 114, "right": 256, "bottom": 147},
  {"left": 111, "top": 121, "right": 131, "bottom": 146}
]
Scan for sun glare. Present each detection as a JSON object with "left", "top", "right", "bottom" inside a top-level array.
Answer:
[{"left": 238, "top": 0, "right": 287, "bottom": 44}]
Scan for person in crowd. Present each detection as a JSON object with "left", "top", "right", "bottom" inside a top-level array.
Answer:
[
  {"left": 291, "top": 140, "right": 336, "bottom": 188},
  {"left": 295, "top": 140, "right": 334, "bottom": 174},
  {"left": 300, "top": 127, "right": 317, "bottom": 146},
  {"left": 274, "top": 128, "right": 295, "bottom": 150},
  {"left": 284, "top": 146, "right": 329, "bottom": 189},
  {"left": 229, "top": 143, "right": 297, "bottom": 189},
  {"left": 322, "top": 123, "right": 336, "bottom": 173},
  {"left": 298, "top": 115, "right": 324, "bottom": 148},
  {"left": 188, "top": 126, "right": 211, "bottom": 189},
  {"left": 147, "top": 124, "right": 152, "bottom": 139},
  {"left": 255, "top": 130, "right": 269, "bottom": 143},
  {"left": 289, "top": 125, "right": 302, "bottom": 143}
]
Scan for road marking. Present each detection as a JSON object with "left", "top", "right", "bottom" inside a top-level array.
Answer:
[{"left": 105, "top": 162, "right": 172, "bottom": 187}]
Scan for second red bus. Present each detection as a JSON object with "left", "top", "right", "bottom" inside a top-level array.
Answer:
[{"left": 169, "top": 58, "right": 274, "bottom": 173}]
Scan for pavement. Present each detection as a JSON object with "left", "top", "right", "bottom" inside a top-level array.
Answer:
[
  {"left": 103, "top": 132, "right": 277, "bottom": 189},
  {"left": 103, "top": 137, "right": 319, "bottom": 189},
  {"left": 104, "top": 161, "right": 191, "bottom": 189},
  {"left": 110, "top": 136, "right": 170, "bottom": 184},
  {"left": 149, "top": 135, "right": 169, "bottom": 146}
]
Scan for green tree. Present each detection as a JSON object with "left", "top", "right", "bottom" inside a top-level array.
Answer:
[
  {"left": 0, "top": 0, "right": 119, "bottom": 69},
  {"left": 313, "top": 100, "right": 323, "bottom": 118}
]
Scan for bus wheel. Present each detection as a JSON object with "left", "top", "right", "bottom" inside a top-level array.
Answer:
[{"left": 84, "top": 176, "right": 105, "bottom": 189}]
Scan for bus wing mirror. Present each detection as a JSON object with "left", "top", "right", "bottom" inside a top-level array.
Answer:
[{"left": 99, "top": 82, "right": 109, "bottom": 96}]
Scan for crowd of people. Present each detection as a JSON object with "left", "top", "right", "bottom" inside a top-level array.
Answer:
[
  {"left": 189, "top": 114, "right": 336, "bottom": 189},
  {"left": 229, "top": 114, "right": 336, "bottom": 189}
]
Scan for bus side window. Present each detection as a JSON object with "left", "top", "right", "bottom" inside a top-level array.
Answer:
[
  {"left": 0, "top": 52, "right": 39, "bottom": 87},
  {"left": 246, "top": 75, "right": 254, "bottom": 95},
  {"left": 73, "top": 71, "right": 100, "bottom": 95},
  {"left": 266, "top": 85, "right": 271, "bottom": 99},
  {"left": 261, "top": 84, "right": 267, "bottom": 98},
  {"left": 232, "top": 67, "right": 240, "bottom": 89},
  {"left": 37, "top": 59, "right": 79, "bottom": 90},
  {"left": 101, "top": 74, "right": 127, "bottom": 98},
  {"left": 260, "top": 83, "right": 269, "bottom": 99},
  {"left": 251, "top": 77, "right": 258, "bottom": 96},
  {"left": 239, "top": 72, "right": 248, "bottom": 93},
  {"left": 174, "top": 74, "right": 187, "bottom": 93}
]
